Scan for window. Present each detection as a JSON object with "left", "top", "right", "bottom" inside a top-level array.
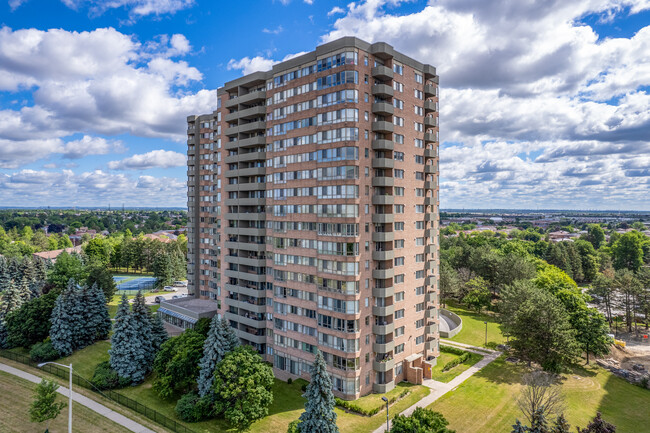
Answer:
[
  {"left": 415, "top": 188, "right": 424, "bottom": 197},
  {"left": 395, "top": 291, "right": 405, "bottom": 301},
  {"left": 395, "top": 222, "right": 404, "bottom": 231},
  {"left": 364, "top": 56, "right": 369, "bottom": 66},
  {"left": 364, "top": 111, "right": 369, "bottom": 121},
  {"left": 364, "top": 74, "right": 369, "bottom": 84},
  {"left": 394, "top": 204, "right": 404, "bottom": 214},
  {"left": 415, "top": 286, "right": 425, "bottom": 295},
  {"left": 394, "top": 169, "right": 404, "bottom": 178},
  {"left": 416, "top": 221, "right": 424, "bottom": 229},
  {"left": 393, "top": 82, "right": 404, "bottom": 92},
  {"left": 395, "top": 362, "right": 403, "bottom": 376},
  {"left": 394, "top": 257, "right": 404, "bottom": 266},
  {"left": 395, "top": 326, "right": 405, "bottom": 337},
  {"left": 365, "top": 167, "right": 369, "bottom": 177},
  {"left": 416, "top": 319, "right": 424, "bottom": 328},
  {"left": 414, "top": 89, "right": 424, "bottom": 99},
  {"left": 365, "top": 130, "right": 369, "bottom": 139},
  {"left": 393, "top": 117, "right": 404, "bottom": 127},
  {"left": 395, "top": 343, "right": 405, "bottom": 354},
  {"left": 415, "top": 254, "right": 424, "bottom": 262},
  {"left": 414, "top": 105, "right": 424, "bottom": 116},
  {"left": 414, "top": 138, "right": 423, "bottom": 148},
  {"left": 394, "top": 274, "right": 404, "bottom": 284},
  {"left": 365, "top": 204, "right": 369, "bottom": 214},
  {"left": 416, "top": 335, "right": 424, "bottom": 345},
  {"left": 414, "top": 122, "right": 424, "bottom": 132},
  {"left": 414, "top": 155, "right": 424, "bottom": 164},
  {"left": 415, "top": 172, "right": 424, "bottom": 180},
  {"left": 395, "top": 309, "right": 405, "bottom": 319},
  {"left": 395, "top": 187, "right": 404, "bottom": 196},
  {"left": 394, "top": 152, "right": 404, "bottom": 161},
  {"left": 416, "top": 302, "right": 425, "bottom": 312},
  {"left": 415, "top": 72, "right": 423, "bottom": 84},
  {"left": 415, "top": 270, "right": 424, "bottom": 279},
  {"left": 393, "top": 99, "right": 404, "bottom": 109},
  {"left": 364, "top": 92, "right": 369, "bottom": 102},
  {"left": 416, "top": 205, "right": 424, "bottom": 213},
  {"left": 365, "top": 260, "right": 370, "bottom": 269},
  {"left": 395, "top": 239, "right": 405, "bottom": 248},
  {"left": 365, "top": 148, "right": 369, "bottom": 158},
  {"left": 415, "top": 237, "right": 425, "bottom": 246},
  {"left": 393, "top": 63, "right": 403, "bottom": 75},
  {"left": 394, "top": 134, "right": 404, "bottom": 144}
]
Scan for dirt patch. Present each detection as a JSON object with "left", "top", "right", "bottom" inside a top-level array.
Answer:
[{"left": 605, "top": 345, "right": 650, "bottom": 372}]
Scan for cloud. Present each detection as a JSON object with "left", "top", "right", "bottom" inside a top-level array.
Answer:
[
  {"left": 61, "top": 135, "right": 124, "bottom": 159},
  {"left": 262, "top": 25, "right": 284, "bottom": 35},
  {"left": 108, "top": 149, "right": 186, "bottom": 170},
  {"left": 227, "top": 51, "right": 309, "bottom": 75},
  {"left": 61, "top": 0, "right": 195, "bottom": 20},
  {"left": 0, "top": 27, "right": 215, "bottom": 145},
  {"left": 8, "top": 0, "right": 27, "bottom": 10},
  {"left": 303, "top": 0, "right": 313, "bottom": 4},
  {"left": 327, "top": 6, "right": 344, "bottom": 16},
  {"left": 0, "top": 169, "right": 186, "bottom": 206}
]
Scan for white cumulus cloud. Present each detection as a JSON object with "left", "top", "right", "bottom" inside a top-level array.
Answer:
[{"left": 108, "top": 149, "right": 186, "bottom": 170}]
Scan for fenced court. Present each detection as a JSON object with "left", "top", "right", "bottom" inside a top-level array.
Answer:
[{"left": 112, "top": 276, "right": 157, "bottom": 295}]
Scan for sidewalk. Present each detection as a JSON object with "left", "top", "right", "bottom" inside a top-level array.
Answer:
[
  {"left": 371, "top": 345, "right": 501, "bottom": 433},
  {"left": 0, "top": 362, "right": 156, "bottom": 433}
]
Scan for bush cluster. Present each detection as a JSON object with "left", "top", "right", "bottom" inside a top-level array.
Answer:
[
  {"left": 439, "top": 345, "right": 466, "bottom": 356},
  {"left": 90, "top": 361, "right": 130, "bottom": 390},
  {"left": 334, "top": 389, "right": 409, "bottom": 416},
  {"left": 29, "top": 339, "right": 60, "bottom": 362},
  {"left": 441, "top": 351, "right": 471, "bottom": 372},
  {"left": 175, "top": 391, "right": 213, "bottom": 422}
]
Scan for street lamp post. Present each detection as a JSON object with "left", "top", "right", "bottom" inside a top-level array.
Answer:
[
  {"left": 38, "top": 362, "right": 73, "bottom": 433},
  {"left": 382, "top": 396, "right": 389, "bottom": 432},
  {"left": 484, "top": 321, "right": 488, "bottom": 346}
]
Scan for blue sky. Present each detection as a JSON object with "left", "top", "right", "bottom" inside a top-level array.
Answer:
[{"left": 0, "top": 0, "right": 649, "bottom": 209}]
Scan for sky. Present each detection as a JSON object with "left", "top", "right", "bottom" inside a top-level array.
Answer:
[{"left": 0, "top": 0, "right": 649, "bottom": 210}]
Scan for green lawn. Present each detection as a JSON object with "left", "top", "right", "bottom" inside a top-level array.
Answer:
[
  {"left": 429, "top": 351, "right": 483, "bottom": 383},
  {"left": 428, "top": 356, "right": 650, "bottom": 433},
  {"left": 58, "top": 340, "right": 111, "bottom": 380},
  {"left": 349, "top": 382, "right": 422, "bottom": 412},
  {"left": 444, "top": 302, "right": 506, "bottom": 347},
  {"left": 0, "top": 371, "right": 132, "bottom": 433}
]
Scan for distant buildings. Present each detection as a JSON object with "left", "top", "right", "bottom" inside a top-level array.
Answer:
[{"left": 33, "top": 245, "right": 83, "bottom": 262}]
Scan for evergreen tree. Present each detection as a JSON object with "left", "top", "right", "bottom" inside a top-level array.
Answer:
[
  {"left": 49, "top": 283, "right": 74, "bottom": 356},
  {"left": 0, "top": 279, "right": 27, "bottom": 348},
  {"left": 298, "top": 350, "right": 339, "bottom": 433},
  {"left": 529, "top": 408, "right": 550, "bottom": 433},
  {"left": 109, "top": 294, "right": 148, "bottom": 384},
  {"left": 87, "top": 283, "right": 112, "bottom": 341},
  {"left": 197, "top": 316, "right": 240, "bottom": 397},
  {"left": 512, "top": 420, "right": 527, "bottom": 433},
  {"left": 149, "top": 310, "right": 168, "bottom": 352},
  {"left": 131, "top": 291, "right": 155, "bottom": 365},
  {"left": 552, "top": 414, "right": 572, "bottom": 433},
  {"left": 70, "top": 284, "right": 92, "bottom": 349},
  {"left": 577, "top": 412, "right": 616, "bottom": 433}
]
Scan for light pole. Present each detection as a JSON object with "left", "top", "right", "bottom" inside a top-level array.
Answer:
[
  {"left": 382, "top": 396, "right": 389, "bottom": 432},
  {"left": 38, "top": 362, "right": 72, "bottom": 433},
  {"left": 484, "top": 321, "right": 488, "bottom": 346}
]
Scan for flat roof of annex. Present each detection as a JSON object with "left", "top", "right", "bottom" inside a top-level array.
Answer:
[{"left": 216, "top": 36, "right": 437, "bottom": 96}]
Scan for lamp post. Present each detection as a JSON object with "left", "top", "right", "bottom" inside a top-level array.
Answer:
[
  {"left": 484, "top": 321, "right": 488, "bottom": 346},
  {"left": 382, "top": 396, "right": 389, "bottom": 432},
  {"left": 38, "top": 362, "right": 72, "bottom": 433}
]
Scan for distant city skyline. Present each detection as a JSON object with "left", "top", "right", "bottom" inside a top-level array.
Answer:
[{"left": 0, "top": 0, "right": 649, "bottom": 210}]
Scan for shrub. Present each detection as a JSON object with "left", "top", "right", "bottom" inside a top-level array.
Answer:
[
  {"left": 175, "top": 391, "right": 213, "bottom": 422},
  {"left": 90, "top": 361, "right": 130, "bottom": 390},
  {"left": 334, "top": 389, "right": 410, "bottom": 416},
  {"left": 29, "top": 339, "right": 60, "bottom": 362},
  {"left": 441, "top": 351, "right": 471, "bottom": 372},
  {"left": 301, "top": 384, "right": 307, "bottom": 392},
  {"left": 439, "top": 345, "right": 466, "bottom": 356},
  {"left": 287, "top": 419, "right": 300, "bottom": 433},
  {"left": 287, "top": 378, "right": 292, "bottom": 385}
]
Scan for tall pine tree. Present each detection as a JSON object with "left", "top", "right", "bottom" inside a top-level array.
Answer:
[
  {"left": 87, "top": 283, "right": 112, "bottom": 341},
  {"left": 298, "top": 350, "right": 339, "bottom": 433},
  {"left": 197, "top": 316, "right": 240, "bottom": 397},
  {"left": 49, "top": 282, "right": 75, "bottom": 356},
  {"left": 131, "top": 291, "right": 155, "bottom": 365},
  {"left": 149, "top": 310, "right": 168, "bottom": 352},
  {"left": 109, "top": 294, "right": 148, "bottom": 384}
]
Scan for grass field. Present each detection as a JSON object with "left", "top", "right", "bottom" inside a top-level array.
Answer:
[
  {"left": 0, "top": 371, "right": 132, "bottom": 433},
  {"left": 429, "top": 356, "right": 650, "bottom": 433},
  {"left": 429, "top": 351, "right": 483, "bottom": 382},
  {"left": 444, "top": 302, "right": 506, "bottom": 347}
]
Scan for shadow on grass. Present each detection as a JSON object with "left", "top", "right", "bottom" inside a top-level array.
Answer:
[
  {"left": 470, "top": 356, "right": 529, "bottom": 386},
  {"left": 595, "top": 365, "right": 650, "bottom": 432}
]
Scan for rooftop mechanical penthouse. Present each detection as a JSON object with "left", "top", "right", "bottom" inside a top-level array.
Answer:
[{"left": 184, "top": 37, "right": 440, "bottom": 399}]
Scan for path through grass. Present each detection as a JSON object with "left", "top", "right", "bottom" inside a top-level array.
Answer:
[{"left": 444, "top": 301, "right": 506, "bottom": 347}]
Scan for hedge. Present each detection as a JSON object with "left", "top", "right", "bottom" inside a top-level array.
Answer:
[
  {"left": 335, "top": 389, "right": 409, "bottom": 416},
  {"left": 441, "top": 351, "right": 471, "bottom": 372},
  {"left": 439, "top": 345, "right": 466, "bottom": 356}
]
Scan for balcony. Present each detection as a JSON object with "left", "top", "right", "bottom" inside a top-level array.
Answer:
[
  {"left": 371, "top": 139, "right": 394, "bottom": 151},
  {"left": 225, "top": 241, "right": 265, "bottom": 252},
  {"left": 371, "top": 65, "right": 393, "bottom": 80},
  {"left": 424, "top": 116, "right": 438, "bottom": 128},
  {"left": 372, "top": 268, "right": 394, "bottom": 279},
  {"left": 372, "top": 231, "right": 394, "bottom": 242},
  {"left": 373, "top": 340, "right": 395, "bottom": 353},
  {"left": 372, "top": 214, "right": 394, "bottom": 224},
  {"left": 425, "top": 213, "right": 435, "bottom": 222},
  {"left": 426, "top": 291, "right": 439, "bottom": 305},
  {"left": 373, "top": 286, "right": 395, "bottom": 298},
  {"left": 425, "top": 308, "right": 437, "bottom": 320},
  {"left": 424, "top": 100, "right": 437, "bottom": 113},
  {"left": 424, "top": 84, "right": 436, "bottom": 98},
  {"left": 372, "top": 177, "right": 394, "bottom": 187},
  {"left": 373, "top": 381, "right": 396, "bottom": 394},
  {"left": 372, "top": 195, "right": 394, "bottom": 206},
  {"left": 224, "top": 255, "right": 266, "bottom": 268},
  {"left": 238, "top": 136, "right": 267, "bottom": 148},
  {"left": 225, "top": 90, "right": 266, "bottom": 108},
  {"left": 225, "top": 105, "right": 266, "bottom": 122},
  {"left": 373, "top": 358, "right": 395, "bottom": 372},
  {"left": 425, "top": 165, "right": 436, "bottom": 175},
  {"left": 372, "top": 158, "right": 394, "bottom": 169},
  {"left": 424, "top": 132, "right": 437, "bottom": 143},
  {"left": 227, "top": 298, "right": 267, "bottom": 314},
  {"left": 224, "top": 269, "right": 266, "bottom": 283},
  {"left": 224, "top": 212, "right": 265, "bottom": 220},
  {"left": 424, "top": 148, "right": 437, "bottom": 158},
  {"left": 372, "top": 102, "right": 394, "bottom": 116},
  {"left": 372, "top": 250, "right": 394, "bottom": 261},
  {"left": 425, "top": 244, "right": 436, "bottom": 254},
  {"left": 225, "top": 151, "right": 266, "bottom": 164},
  {"left": 372, "top": 84, "right": 394, "bottom": 98},
  {"left": 238, "top": 121, "right": 266, "bottom": 134},
  {"left": 372, "top": 121, "right": 394, "bottom": 133},
  {"left": 424, "top": 180, "right": 437, "bottom": 190},
  {"left": 373, "top": 322, "right": 394, "bottom": 335}
]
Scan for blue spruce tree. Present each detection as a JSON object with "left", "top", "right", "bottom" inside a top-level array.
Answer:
[
  {"left": 131, "top": 291, "right": 154, "bottom": 366},
  {"left": 49, "top": 283, "right": 75, "bottom": 356},
  {"left": 149, "top": 310, "right": 168, "bottom": 352},
  {"left": 87, "top": 283, "right": 112, "bottom": 341},
  {"left": 298, "top": 350, "right": 339, "bottom": 433},
  {"left": 109, "top": 294, "right": 148, "bottom": 384},
  {"left": 197, "top": 316, "right": 240, "bottom": 397}
]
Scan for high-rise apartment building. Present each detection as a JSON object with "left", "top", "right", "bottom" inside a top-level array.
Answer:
[{"left": 185, "top": 37, "right": 439, "bottom": 399}]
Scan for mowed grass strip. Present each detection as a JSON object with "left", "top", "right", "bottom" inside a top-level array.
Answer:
[
  {"left": 443, "top": 302, "right": 506, "bottom": 348},
  {"left": 429, "top": 351, "right": 483, "bottom": 383},
  {"left": 428, "top": 356, "right": 650, "bottom": 433},
  {"left": 0, "top": 370, "right": 132, "bottom": 433}
]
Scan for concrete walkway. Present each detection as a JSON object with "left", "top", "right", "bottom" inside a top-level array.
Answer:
[
  {"left": 0, "top": 362, "right": 156, "bottom": 433},
  {"left": 371, "top": 346, "right": 501, "bottom": 433}
]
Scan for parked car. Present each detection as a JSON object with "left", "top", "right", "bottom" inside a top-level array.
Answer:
[
  {"left": 163, "top": 286, "right": 178, "bottom": 292},
  {"left": 172, "top": 295, "right": 180, "bottom": 299},
  {"left": 173, "top": 280, "right": 188, "bottom": 287},
  {"left": 154, "top": 296, "right": 165, "bottom": 303}
]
